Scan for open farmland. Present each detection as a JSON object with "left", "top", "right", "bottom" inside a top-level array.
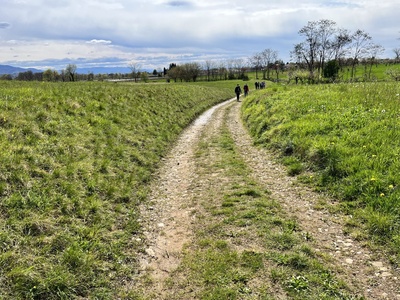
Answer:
[
  {"left": 1, "top": 79, "right": 400, "bottom": 299},
  {"left": 0, "top": 81, "right": 232, "bottom": 298}
]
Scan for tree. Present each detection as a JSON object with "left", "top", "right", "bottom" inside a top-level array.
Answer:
[
  {"left": 249, "top": 52, "right": 263, "bottom": 79},
  {"left": 167, "top": 65, "right": 182, "bottom": 82},
  {"left": 260, "top": 49, "right": 278, "bottom": 80},
  {"left": 65, "top": 64, "right": 77, "bottom": 82},
  {"left": 363, "top": 43, "right": 384, "bottom": 80},
  {"left": 204, "top": 60, "right": 215, "bottom": 81},
  {"left": 293, "top": 21, "right": 320, "bottom": 78},
  {"left": 393, "top": 48, "right": 400, "bottom": 63},
  {"left": 0, "top": 74, "right": 12, "bottom": 80},
  {"left": 226, "top": 59, "right": 235, "bottom": 79},
  {"left": 233, "top": 58, "right": 247, "bottom": 79},
  {"left": 292, "top": 19, "right": 337, "bottom": 82},
  {"left": 386, "top": 68, "right": 400, "bottom": 81},
  {"left": 273, "top": 60, "right": 285, "bottom": 82},
  {"left": 331, "top": 28, "right": 352, "bottom": 64},
  {"left": 43, "top": 69, "right": 59, "bottom": 82},
  {"left": 349, "top": 29, "right": 373, "bottom": 79},
  {"left": 141, "top": 72, "right": 149, "bottom": 83},
  {"left": 217, "top": 61, "right": 227, "bottom": 80},
  {"left": 88, "top": 72, "right": 94, "bottom": 81},
  {"left": 324, "top": 60, "right": 340, "bottom": 81},
  {"left": 16, "top": 70, "right": 34, "bottom": 81},
  {"left": 181, "top": 63, "right": 201, "bottom": 82},
  {"left": 315, "top": 19, "right": 337, "bottom": 75},
  {"left": 128, "top": 62, "right": 141, "bottom": 82}
]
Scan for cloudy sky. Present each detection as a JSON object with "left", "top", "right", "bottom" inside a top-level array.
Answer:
[{"left": 0, "top": 0, "right": 399, "bottom": 71}]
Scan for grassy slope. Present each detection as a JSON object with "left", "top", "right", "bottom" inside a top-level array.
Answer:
[
  {"left": 0, "top": 81, "right": 232, "bottom": 299},
  {"left": 241, "top": 81, "right": 400, "bottom": 266}
]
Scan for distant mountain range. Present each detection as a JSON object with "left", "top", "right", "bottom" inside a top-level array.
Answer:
[
  {"left": 76, "top": 66, "right": 132, "bottom": 74},
  {"left": 0, "top": 64, "right": 41, "bottom": 75},
  {"left": 0, "top": 64, "right": 134, "bottom": 75}
]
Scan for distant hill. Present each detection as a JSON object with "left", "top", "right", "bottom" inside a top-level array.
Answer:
[
  {"left": 77, "top": 66, "right": 132, "bottom": 74},
  {"left": 0, "top": 65, "right": 144, "bottom": 76},
  {"left": 0, "top": 64, "right": 41, "bottom": 75}
]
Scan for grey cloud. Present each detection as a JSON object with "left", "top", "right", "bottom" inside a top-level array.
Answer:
[
  {"left": 165, "top": 1, "right": 192, "bottom": 7},
  {"left": 0, "top": 22, "right": 11, "bottom": 29}
]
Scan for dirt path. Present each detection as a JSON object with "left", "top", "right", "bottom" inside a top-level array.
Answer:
[{"left": 136, "top": 98, "right": 400, "bottom": 299}]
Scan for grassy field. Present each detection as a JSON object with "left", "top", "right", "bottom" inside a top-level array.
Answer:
[
  {"left": 241, "top": 62, "right": 400, "bottom": 83},
  {"left": 1, "top": 76, "right": 399, "bottom": 298},
  {"left": 0, "top": 80, "right": 233, "bottom": 299},
  {"left": 242, "top": 81, "right": 400, "bottom": 265}
]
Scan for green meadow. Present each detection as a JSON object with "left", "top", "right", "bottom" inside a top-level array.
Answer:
[
  {"left": 0, "top": 81, "right": 233, "bottom": 299},
  {"left": 242, "top": 81, "right": 400, "bottom": 264},
  {"left": 1, "top": 75, "right": 400, "bottom": 298}
]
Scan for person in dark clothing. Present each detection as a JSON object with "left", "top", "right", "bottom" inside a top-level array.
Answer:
[
  {"left": 235, "top": 84, "right": 241, "bottom": 101},
  {"left": 243, "top": 84, "right": 249, "bottom": 97}
]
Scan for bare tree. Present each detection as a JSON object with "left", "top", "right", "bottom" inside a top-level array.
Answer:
[
  {"left": 217, "top": 61, "right": 227, "bottom": 80},
  {"left": 292, "top": 19, "right": 337, "bottom": 81},
  {"left": 393, "top": 48, "right": 400, "bottom": 63},
  {"left": 249, "top": 52, "right": 263, "bottom": 79},
  {"left": 128, "top": 62, "right": 141, "bottom": 82},
  {"left": 316, "top": 19, "right": 337, "bottom": 74},
  {"left": 260, "top": 49, "right": 278, "bottom": 80},
  {"left": 233, "top": 58, "right": 247, "bottom": 79},
  {"left": 204, "top": 60, "right": 215, "bottom": 81},
  {"left": 364, "top": 43, "right": 385, "bottom": 80},
  {"left": 349, "top": 29, "right": 373, "bottom": 79},
  {"left": 295, "top": 20, "right": 320, "bottom": 77},
  {"left": 226, "top": 59, "right": 235, "bottom": 79},
  {"left": 273, "top": 60, "right": 285, "bottom": 82},
  {"left": 330, "top": 28, "right": 352, "bottom": 66}
]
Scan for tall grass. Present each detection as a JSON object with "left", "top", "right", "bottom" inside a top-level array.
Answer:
[
  {"left": 0, "top": 81, "right": 232, "bottom": 299},
  {"left": 242, "top": 82, "right": 400, "bottom": 264}
]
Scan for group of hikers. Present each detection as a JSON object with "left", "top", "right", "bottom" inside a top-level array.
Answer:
[
  {"left": 254, "top": 81, "right": 266, "bottom": 89},
  {"left": 235, "top": 81, "right": 266, "bottom": 101}
]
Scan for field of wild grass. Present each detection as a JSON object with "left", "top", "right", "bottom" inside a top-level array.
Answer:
[
  {"left": 242, "top": 81, "right": 400, "bottom": 264},
  {"left": 0, "top": 81, "right": 232, "bottom": 299}
]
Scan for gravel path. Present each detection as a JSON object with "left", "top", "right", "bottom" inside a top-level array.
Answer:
[{"left": 136, "top": 98, "right": 400, "bottom": 299}]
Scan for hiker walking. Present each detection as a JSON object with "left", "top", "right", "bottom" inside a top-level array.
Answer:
[
  {"left": 243, "top": 84, "right": 249, "bottom": 97},
  {"left": 234, "top": 84, "right": 241, "bottom": 101}
]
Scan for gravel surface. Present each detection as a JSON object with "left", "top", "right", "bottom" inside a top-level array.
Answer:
[{"left": 135, "top": 98, "right": 400, "bottom": 299}]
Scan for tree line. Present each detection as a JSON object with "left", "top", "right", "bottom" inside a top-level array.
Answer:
[
  {"left": 289, "top": 19, "right": 392, "bottom": 82},
  {"left": 2, "top": 19, "right": 399, "bottom": 83}
]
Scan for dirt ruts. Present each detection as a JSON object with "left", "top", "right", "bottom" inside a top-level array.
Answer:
[{"left": 135, "top": 98, "right": 400, "bottom": 299}]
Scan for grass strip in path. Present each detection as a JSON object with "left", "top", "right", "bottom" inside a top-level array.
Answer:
[{"left": 162, "top": 102, "right": 359, "bottom": 299}]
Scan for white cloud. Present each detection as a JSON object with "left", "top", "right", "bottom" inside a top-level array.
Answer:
[
  {"left": 0, "top": 0, "right": 399, "bottom": 70},
  {"left": 87, "top": 39, "right": 113, "bottom": 45}
]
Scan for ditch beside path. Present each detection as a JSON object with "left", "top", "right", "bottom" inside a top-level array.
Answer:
[{"left": 135, "top": 98, "right": 400, "bottom": 299}]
